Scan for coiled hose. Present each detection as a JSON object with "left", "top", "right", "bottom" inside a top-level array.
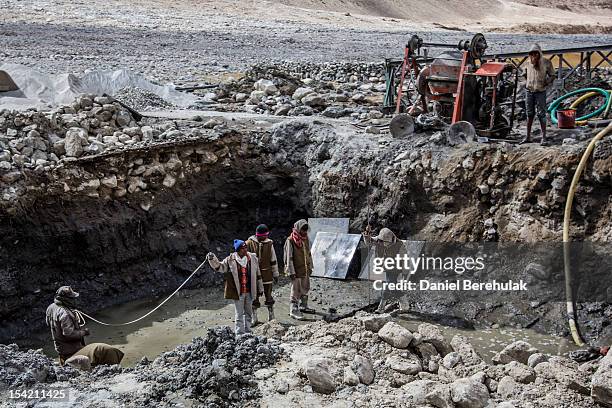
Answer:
[
  {"left": 548, "top": 88, "right": 611, "bottom": 125},
  {"left": 563, "top": 121, "right": 612, "bottom": 346}
]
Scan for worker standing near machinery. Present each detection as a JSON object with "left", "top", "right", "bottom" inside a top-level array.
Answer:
[
  {"left": 207, "top": 240, "right": 264, "bottom": 335},
  {"left": 45, "top": 286, "right": 124, "bottom": 367},
  {"left": 284, "top": 219, "right": 315, "bottom": 320},
  {"left": 520, "top": 43, "right": 556, "bottom": 145},
  {"left": 246, "top": 224, "right": 279, "bottom": 324}
]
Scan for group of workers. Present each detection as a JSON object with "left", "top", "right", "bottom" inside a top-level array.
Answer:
[
  {"left": 45, "top": 220, "right": 404, "bottom": 366},
  {"left": 206, "top": 219, "right": 315, "bottom": 335}
]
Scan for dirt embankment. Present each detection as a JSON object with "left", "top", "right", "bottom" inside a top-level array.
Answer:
[{"left": 1, "top": 95, "right": 611, "bottom": 344}]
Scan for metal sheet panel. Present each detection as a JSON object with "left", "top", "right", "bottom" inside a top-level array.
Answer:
[
  {"left": 307, "top": 218, "right": 350, "bottom": 244},
  {"left": 310, "top": 232, "right": 362, "bottom": 279}
]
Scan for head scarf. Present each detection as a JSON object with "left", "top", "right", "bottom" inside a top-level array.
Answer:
[{"left": 290, "top": 219, "right": 309, "bottom": 248}]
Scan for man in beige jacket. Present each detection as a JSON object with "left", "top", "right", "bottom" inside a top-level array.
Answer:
[
  {"left": 520, "top": 43, "right": 555, "bottom": 145},
  {"left": 207, "top": 240, "right": 263, "bottom": 335},
  {"left": 284, "top": 219, "right": 315, "bottom": 320}
]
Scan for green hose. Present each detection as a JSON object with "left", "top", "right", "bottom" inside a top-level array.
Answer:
[{"left": 548, "top": 88, "right": 611, "bottom": 125}]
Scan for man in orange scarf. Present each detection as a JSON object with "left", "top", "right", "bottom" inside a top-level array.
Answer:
[{"left": 283, "top": 219, "right": 314, "bottom": 320}]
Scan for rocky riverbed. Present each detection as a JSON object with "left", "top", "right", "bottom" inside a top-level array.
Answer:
[{"left": 1, "top": 313, "right": 612, "bottom": 407}]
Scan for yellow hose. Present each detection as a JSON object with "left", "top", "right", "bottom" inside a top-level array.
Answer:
[
  {"left": 570, "top": 92, "right": 600, "bottom": 126},
  {"left": 563, "top": 121, "right": 612, "bottom": 346}
]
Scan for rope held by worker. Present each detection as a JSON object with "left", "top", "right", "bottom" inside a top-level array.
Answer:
[{"left": 73, "top": 259, "right": 208, "bottom": 327}]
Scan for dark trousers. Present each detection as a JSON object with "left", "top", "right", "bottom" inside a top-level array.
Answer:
[
  {"left": 526, "top": 90, "right": 547, "bottom": 123},
  {"left": 253, "top": 283, "right": 275, "bottom": 307}
]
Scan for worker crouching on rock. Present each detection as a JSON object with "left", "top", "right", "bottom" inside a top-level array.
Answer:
[
  {"left": 45, "top": 286, "right": 124, "bottom": 369},
  {"left": 246, "top": 224, "right": 279, "bottom": 324},
  {"left": 207, "top": 240, "right": 264, "bottom": 335},
  {"left": 284, "top": 219, "right": 315, "bottom": 320},
  {"left": 520, "top": 43, "right": 555, "bottom": 146}
]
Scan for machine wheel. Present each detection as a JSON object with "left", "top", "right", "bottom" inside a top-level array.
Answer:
[
  {"left": 447, "top": 121, "right": 476, "bottom": 143},
  {"left": 470, "top": 33, "right": 487, "bottom": 60},
  {"left": 390, "top": 114, "right": 415, "bottom": 138}
]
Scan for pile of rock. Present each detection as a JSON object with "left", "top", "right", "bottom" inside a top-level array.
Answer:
[
  {"left": 213, "top": 62, "right": 389, "bottom": 118},
  {"left": 247, "top": 61, "right": 386, "bottom": 83},
  {"left": 134, "top": 326, "right": 285, "bottom": 406},
  {"left": 0, "top": 95, "right": 143, "bottom": 174},
  {"left": 113, "top": 87, "right": 176, "bottom": 111},
  {"left": 257, "top": 312, "right": 611, "bottom": 407},
  {"left": 0, "top": 343, "right": 79, "bottom": 388}
]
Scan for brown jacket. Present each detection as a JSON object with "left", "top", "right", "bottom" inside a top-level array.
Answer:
[
  {"left": 45, "top": 302, "right": 86, "bottom": 359},
  {"left": 246, "top": 236, "right": 279, "bottom": 283},
  {"left": 284, "top": 238, "right": 313, "bottom": 278},
  {"left": 208, "top": 252, "right": 264, "bottom": 300}
]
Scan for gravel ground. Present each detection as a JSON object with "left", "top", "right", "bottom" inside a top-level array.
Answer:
[{"left": 0, "top": 1, "right": 610, "bottom": 85}]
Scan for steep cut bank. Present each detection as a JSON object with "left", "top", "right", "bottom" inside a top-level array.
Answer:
[{"left": 1, "top": 101, "right": 611, "bottom": 344}]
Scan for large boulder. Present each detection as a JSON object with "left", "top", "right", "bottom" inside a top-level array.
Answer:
[
  {"left": 378, "top": 322, "right": 413, "bottom": 349},
  {"left": 497, "top": 375, "right": 521, "bottom": 400},
  {"left": 451, "top": 335, "right": 483, "bottom": 366},
  {"left": 254, "top": 79, "right": 278, "bottom": 95},
  {"left": 292, "top": 87, "right": 314, "bottom": 101},
  {"left": 425, "top": 383, "right": 454, "bottom": 408},
  {"left": 492, "top": 341, "right": 538, "bottom": 365},
  {"left": 450, "top": 378, "right": 490, "bottom": 408},
  {"left": 398, "top": 380, "right": 440, "bottom": 406},
  {"left": 351, "top": 355, "right": 374, "bottom": 385},
  {"left": 302, "top": 93, "right": 326, "bottom": 107},
  {"left": 386, "top": 354, "right": 422, "bottom": 375},
  {"left": 535, "top": 356, "right": 589, "bottom": 395},
  {"left": 356, "top": 312, "right": 391, "bottom": 332},
  {"left": 592, "top": 351, "right": 612, "bottom": 406},
  {"left": 304, "top": 358, "right": 336, "bottom": 394},
  {"left": 503, "top": 361, "right": 535, "bottom": 384},
  {"left": 419, "top": 323, "right": 452, "bottom": 356}
]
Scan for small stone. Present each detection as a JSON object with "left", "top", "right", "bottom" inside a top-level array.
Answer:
[
  {"left": 101, "top": 175, "right": 118, "bottom": 189},
  {"left": 442, "top": 352, "right": 462, "bottom": 369},
  {"left": 343, "top": 366, "right": 359, "bottom": 386},
  {"left": 163, "top": 174, "right": 177, "bottom": 188}
]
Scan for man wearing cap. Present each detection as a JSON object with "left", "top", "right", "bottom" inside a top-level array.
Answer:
[
  {"left": 246, "top": 224, "right": 279, "bottom": 323},
  {"left": 363, "top": 227, "right": 405, "bottom": 313},
  {"left": 284, "top": 219, "right": 315, "bottom": 320},
  {"left": 45, "top": 286, "right": 124, "bottom": 367},
  {"left": 207, "top": 240, "right": 264, "bottom": 335},
  {"left": 520, "top": 43, "right": 555, "bottom": 145},
  {"left": 45, "top": 286, "right": 89, "bottom": 364}
]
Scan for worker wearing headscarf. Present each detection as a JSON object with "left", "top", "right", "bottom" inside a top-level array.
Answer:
[
  {"left": 208, "top": 239, "right": 264, "bottom": 335},
  {"left": 246, "top": 224, "right": 279, "bottom": 323},
  {"left": 363, "top": 227, "right": 405, "bottom": 313},
  {"left": 284, "top": 219, "right": 314, "bottom": 320}
]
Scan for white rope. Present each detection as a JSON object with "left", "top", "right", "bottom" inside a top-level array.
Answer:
[{"left": 73, "top": 259, "right": 207, "bottom": 327}]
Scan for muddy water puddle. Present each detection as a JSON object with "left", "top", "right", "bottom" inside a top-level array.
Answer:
[{"left": 30, "top": 279, "right": 579, "bottom": 366}]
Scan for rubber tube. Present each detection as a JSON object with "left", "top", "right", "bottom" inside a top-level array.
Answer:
[
  {"left": 563, "top": 121, "right": 612, "bottom": 346},
  {"left": 548, "top": 88, "right": 610, "bottom": 125},
  {"left": 570, "top": 91, "right": 606, "bottom": 126}
]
